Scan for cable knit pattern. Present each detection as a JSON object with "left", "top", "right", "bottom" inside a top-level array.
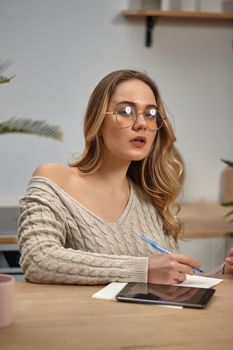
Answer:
[{"left": 17, "top": 176, "right": 177, "bottom": 285}]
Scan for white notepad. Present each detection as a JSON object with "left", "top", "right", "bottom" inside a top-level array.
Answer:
[
  {"left": 92, "top": 282, "right": 127, "bottom": 301},
  {"left": 176, "top": 274, "right": 223, "bottom": 288},
  {"left": 92, "top": 275, "right": 223, "bottom": 301}
]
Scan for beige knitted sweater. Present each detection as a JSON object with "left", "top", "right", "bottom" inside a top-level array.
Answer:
[{"left": 17, "top": 176, "right": 177, "bottom": 285}]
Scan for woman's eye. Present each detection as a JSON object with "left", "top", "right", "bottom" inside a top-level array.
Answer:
[
  {"left": 118, "top": 106, "right": 133, "bottom": 116},
  {"left": 146, "top": 109, "right": 157, "bottom": 118}
]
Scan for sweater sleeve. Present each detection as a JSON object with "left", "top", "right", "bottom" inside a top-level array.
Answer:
[{"left": 17, "top": 182, "right": 148, "bottom": 285}]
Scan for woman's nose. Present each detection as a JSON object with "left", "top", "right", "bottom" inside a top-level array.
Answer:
[{"left": 132, "top": 113, "right": 147, "bottom": 130}]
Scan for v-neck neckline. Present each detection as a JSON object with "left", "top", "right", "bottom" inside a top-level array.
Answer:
[{"left": 31, "top": 176, "right": 135, "bottom": 226}]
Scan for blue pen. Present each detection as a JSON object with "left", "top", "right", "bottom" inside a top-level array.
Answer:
[{"left": 140, "top": 235, "right": 204, "bottom": 274}]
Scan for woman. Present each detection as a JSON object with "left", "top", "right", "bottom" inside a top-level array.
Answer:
[{"left": 17, "top": 69, "right": 233, "bottom": 285}]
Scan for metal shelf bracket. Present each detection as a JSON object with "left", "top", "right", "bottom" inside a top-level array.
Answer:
[{"left": 145, "top": 16, "right": 157, "bottom": 47}]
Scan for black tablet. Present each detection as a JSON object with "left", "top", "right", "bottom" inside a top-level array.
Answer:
[{"left": 116, "top": 282, "right": 215, "bottom": 309}]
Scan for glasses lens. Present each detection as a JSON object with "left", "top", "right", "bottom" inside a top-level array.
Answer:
[
  {"left": 145, "top": 108, "right": 163, "bottom": 131},
  {"left": 116, "top": 106, "right": 135, "bottom": 128}
]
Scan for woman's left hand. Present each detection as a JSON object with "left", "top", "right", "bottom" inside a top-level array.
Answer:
[{"left": 224, "top": 248, "right": 233, "bottom": 274}]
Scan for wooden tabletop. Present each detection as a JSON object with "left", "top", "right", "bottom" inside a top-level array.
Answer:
[{"left": 0, "top": 275, "right": 232, "bottom": 350}]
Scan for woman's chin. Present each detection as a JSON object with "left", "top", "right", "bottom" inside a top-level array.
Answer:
[
  {"left": 128, "top": 150, "right": 149, "bottom": 161},
  {"left": 128, "top": 154, "right": 148, "bottom": 162}
]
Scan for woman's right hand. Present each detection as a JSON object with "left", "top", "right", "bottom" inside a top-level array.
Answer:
[{"left": 148, "top": 253, "right": 202, "bottom": 284}]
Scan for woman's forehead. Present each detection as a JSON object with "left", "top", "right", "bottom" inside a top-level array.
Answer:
[{"left": 110, "top": 79, "right": 156, "bottom": 105}]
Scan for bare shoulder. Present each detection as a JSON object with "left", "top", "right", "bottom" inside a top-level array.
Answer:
[{"left": 32, "top": 163, "right": 75, "bottom": 188}]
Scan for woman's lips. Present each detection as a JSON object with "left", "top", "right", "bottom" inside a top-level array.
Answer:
[{"left": 130, "top": 136, "right": 147, "bottom": 148}]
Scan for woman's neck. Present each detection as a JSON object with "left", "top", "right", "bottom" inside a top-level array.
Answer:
[
  {"left": 87, "top": 155, "right": 130, "bottom": 190},
  {"left": 97, "top": 162, "right": 130, "bottom": 188}
]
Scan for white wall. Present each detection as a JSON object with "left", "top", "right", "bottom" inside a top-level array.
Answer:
[{"left": 0, "top": 0, "right": 233, "bottom": 205}]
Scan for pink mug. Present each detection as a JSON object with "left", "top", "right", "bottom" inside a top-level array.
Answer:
[{"left": 0, "top": 274, "right": 15, "bottom": 327}]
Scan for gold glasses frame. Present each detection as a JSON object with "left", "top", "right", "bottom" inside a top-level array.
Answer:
[{"left": 105, "top": 106, "right": 166, "bottom": 131}]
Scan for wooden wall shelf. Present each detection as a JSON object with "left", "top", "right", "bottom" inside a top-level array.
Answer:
[
  {"left": 179, "top": 202, "right": 233, "bottom": 239},
  {"left": 122, "top": 9, "right": 233, "bottom": 47}
]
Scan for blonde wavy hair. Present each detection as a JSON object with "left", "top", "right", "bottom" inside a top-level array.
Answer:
[{"left": 72, "top": 70, "right": 184, "bottom": 240}]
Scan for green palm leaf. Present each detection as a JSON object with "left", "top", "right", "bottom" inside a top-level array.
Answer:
[
  {"left": 221, "top": 159, "right": 233, "bottom": 168},
  {"left": 221, "top": 201, "right": 233, "bottom": 207},
  {"left": 0, "top": 75, "right": 15, "bottom": 84},
  {"left": 224, "top": 210, "right": 233, "bottom": 218},
  {"left": 0, "top": 118, "right": 63, "bottom": 141},
  {"left": 0, "top": 60, "right": 15, "bottom": 84},
  {"left": 0, "top": 60, "right": 63, "bottom": 141}
]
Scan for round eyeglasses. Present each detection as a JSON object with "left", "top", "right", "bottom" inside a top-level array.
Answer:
[{"left": 105, "top": 105, "right": 165, "bottom": 131}]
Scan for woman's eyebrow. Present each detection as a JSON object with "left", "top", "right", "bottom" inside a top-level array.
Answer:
[{"left": 113, "top": 100, "right": 157, "bottom": 108}]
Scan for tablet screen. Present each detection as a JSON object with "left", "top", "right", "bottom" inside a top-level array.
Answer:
[{"left": 116, "top": 282, "right": 215, "bottom": 308}]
